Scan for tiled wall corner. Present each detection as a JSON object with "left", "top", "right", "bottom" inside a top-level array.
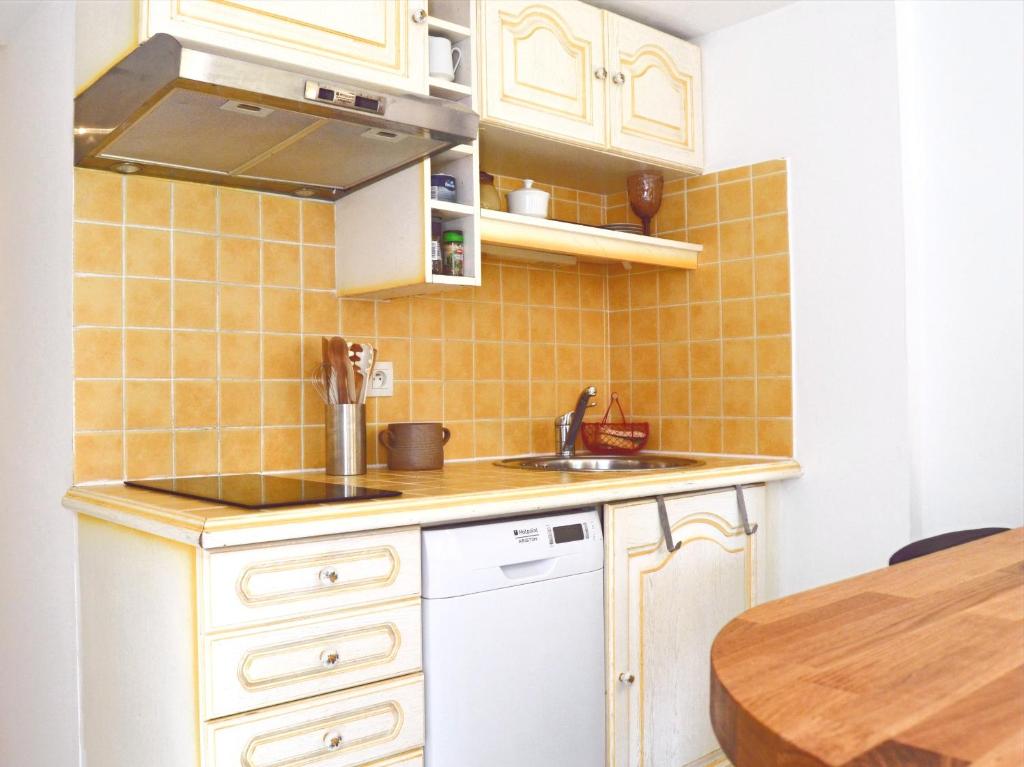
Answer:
[
  {"left": 606, "top": 160, "right": 793, "bottom": 456},
  {"left": 72, "top": 161, "right": 792, "bottom": 483}
]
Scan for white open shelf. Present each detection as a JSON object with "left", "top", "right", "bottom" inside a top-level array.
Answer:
[
  {"left": 429, "top": 77, "right": 472, "bottom": 100},
  {"left": 427, "top": 16, "right": 471, "bottom": 43},
  {"left": 430, "top": 200, "right": 475, "bottom": 220},
  {"left": 334, "top": 0, "right": 480, "bottom": 298},
  {"left": 428, "top": 273, "right": 477, "bottom": 286},
  {"left": 433, "top": 144, "right": 474, "bottom": 165},
  {"left": 479, "top": 210, "right": 702, "bottom": 269}
]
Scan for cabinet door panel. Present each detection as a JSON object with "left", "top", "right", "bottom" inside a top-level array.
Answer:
[
  {"left": 607, "top": 487, "right": 763, "bottom": 767},
  {"left": 143, "top": 0, "right": 426, "bottom": 93},
  {"left": 480, "top": 0, "right": 605, "bottom": 146},
  {"left": 607, "top": 15, "right": 703, "bottom": 170}
]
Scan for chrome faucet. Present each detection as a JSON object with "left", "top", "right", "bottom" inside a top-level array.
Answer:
[{"left": 555, "top": 386, "right": 597, "bottom": 457}]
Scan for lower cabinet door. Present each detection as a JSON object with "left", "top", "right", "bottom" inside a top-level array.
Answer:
[
  {"left": 203, "top": 674, "right": 424, "bottom": 767},
  {"left": 203, "top": 599, "right": 422, "bottom": 720},
  {"left": 605, "top": 487, "right": 764, "bottom": 767}
]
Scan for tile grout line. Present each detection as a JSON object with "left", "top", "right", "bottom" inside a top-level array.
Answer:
[
  {"left": 169, "top": 182, "right": 178, "bottom": 478},
  {"left": 296, "top": 202, "right": 303, "bottom": 473},
  {"left": 120, "top": 175, "right": 128, "bottom": 480},
  {"left": 750, "top": 172, "right": 760, "bottom": 454},
  {"left": 256, "top": 194, "right": 265, "bottom": 475},
  {"left": 717, "top": 177, "right": 727, "bottom": 453},
  {"left": 213, "top": 188, "right": 222, "bottom": 475}
]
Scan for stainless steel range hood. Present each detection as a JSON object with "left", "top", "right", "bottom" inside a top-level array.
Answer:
[{"left": 74, "top": 35, "right": 478, "bottom": 201}]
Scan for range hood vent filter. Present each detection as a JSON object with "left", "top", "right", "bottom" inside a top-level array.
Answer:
[{"left": 75, "top": 35, "right": 478, "bottom": 201}]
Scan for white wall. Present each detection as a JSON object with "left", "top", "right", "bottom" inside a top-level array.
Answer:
[
  {"left": 699, "top": 0, "right": 1024, "bottom": 596},
  {"left": 897, "top": 0, "right": 1024, "bottom": 538},
  {"left": 0, "top": 3, "right": 81, "bottom": 765},
  {"left": 698, "top": 1, "right": 913, "bottom": 596}
]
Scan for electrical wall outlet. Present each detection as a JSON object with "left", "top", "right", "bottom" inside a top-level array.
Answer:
[{"left": 366, "top": 361, "right": 394, "bottom": 397}]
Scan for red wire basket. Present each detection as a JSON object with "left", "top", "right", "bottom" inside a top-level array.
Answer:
[{"left": 580, "top": 393, "right": 649, "bottom": 454}]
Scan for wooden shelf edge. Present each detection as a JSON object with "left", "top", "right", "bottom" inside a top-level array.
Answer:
[
  {"left": 479, "top": 210, "right": 701, "bottom": 269},
  {"left": 428, "top": 273, "right": 480, "bottom": 287},
  {"left": 430, "top": 200, "right": 475, "bottom": 219},
  {"left": 432, "top": 144, "right": 475, "bottom": 166},
  {"left": 428, "top": 77, "right": 472, "bottom": 99},
  {"left": 427, "top": 16, "right": 471, "bottom": 41}
]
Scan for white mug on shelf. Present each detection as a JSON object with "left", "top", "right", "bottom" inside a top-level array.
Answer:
[{"left": 428, "top": 35, "right": 462, "bottom": 81}]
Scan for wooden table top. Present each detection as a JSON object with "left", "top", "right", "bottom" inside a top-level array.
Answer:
[{"left": 710, "top": 528, "right": 1024, "bottom": 766}]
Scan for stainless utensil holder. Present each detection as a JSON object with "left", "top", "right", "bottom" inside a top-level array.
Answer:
[{"left": 325, "top": 404, "right": 366, "bottom": 476}]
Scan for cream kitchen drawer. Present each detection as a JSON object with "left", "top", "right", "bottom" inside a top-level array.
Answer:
[
  {"left": 204, "top": 598, "right": 422, "bottom": 720},
  {"left": 203, "top": 673, "right": 424, "bottom": 767},
  {"left": 202, "top": 528, "right": 421, "bottom": 632}
]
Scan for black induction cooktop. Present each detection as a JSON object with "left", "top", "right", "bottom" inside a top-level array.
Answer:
[{"left": 125, "top": 474, "right": 402, "bottom": 509}]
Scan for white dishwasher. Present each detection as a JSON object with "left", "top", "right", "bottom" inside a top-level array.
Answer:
[{"left": 422, "top": 508, "right": 605, "bottom": 767}]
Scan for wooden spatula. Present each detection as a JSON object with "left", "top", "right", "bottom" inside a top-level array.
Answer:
[{"left": 328, "top": 337, "right": 349, "bottom": 404}]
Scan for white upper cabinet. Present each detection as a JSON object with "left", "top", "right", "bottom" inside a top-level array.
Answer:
[
  {"left": 141, "top": 0, "right": 428, "bottom": 93},
  {"left": 478, "top": 0, "right": 704, "bottom": 174},
  {"left": 479, "top": 0, "right": 606, "bottom": 146},
  {"left": 606, "top": 14, "right": 703, "bottom": 169}
]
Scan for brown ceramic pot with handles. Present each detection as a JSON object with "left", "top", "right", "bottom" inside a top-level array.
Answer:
[{"left": 379, "top": 422, "right": 451, "bottom": 470}]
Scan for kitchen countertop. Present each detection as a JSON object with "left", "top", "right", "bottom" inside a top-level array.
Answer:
[
  {"left": 710, "top": 528, "right": 1024, "bottom": 766},
  {"left": 64, "top": 454, "right": 801, "bottom": 548}
]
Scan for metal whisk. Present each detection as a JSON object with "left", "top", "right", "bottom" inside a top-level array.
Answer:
[{"left": 309, "top": 362, "right": 340, "bottom": 405}]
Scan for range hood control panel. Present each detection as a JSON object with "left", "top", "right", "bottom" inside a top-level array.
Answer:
[{"left": 304, "top": 81, "right": 384, "bottom": 115}]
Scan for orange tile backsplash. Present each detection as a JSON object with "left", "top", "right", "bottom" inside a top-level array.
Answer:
[{"left": 72, "top": 162, "right": 791, "bottom": 483}]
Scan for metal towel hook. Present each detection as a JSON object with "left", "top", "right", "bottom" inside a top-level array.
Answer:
[
  {"left": 656, "top": 495, "right": 681, "bottom": 552},
  {"left": 734, "top": 485, "right": 759, "bottom": 536}
]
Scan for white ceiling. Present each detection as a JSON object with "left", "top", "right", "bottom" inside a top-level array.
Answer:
[
  {"left": 0, "top": 1, "right": 37, "bottom": 46},
  {"left": 587, "top": 0, "right": 793, "bottom": 39}
]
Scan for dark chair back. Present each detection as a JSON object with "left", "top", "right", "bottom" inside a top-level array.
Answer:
[{"left": 889, "top": 527, "right": 1011, "bottom": 566}]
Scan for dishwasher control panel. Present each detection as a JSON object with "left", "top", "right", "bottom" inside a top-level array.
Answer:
[
  {"left": 422, "top": 508, "right": 603, "bottom": 598},
  {"left": 511, "top": 516, "right": 598, "bottom": 547}
]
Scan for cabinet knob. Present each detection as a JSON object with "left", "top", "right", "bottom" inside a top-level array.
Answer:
[
  {"left": 412, "top": 9, "right": 427, "bottom": 23},
  {"left": 594, "top": 66, "right": 608, "bottom": 80},
  {"left": 619, "top": 672, "right": 636, "bottom": 684},
  {"left": 612, "top": 72, "right": 626, "bottom": 85},
  {"left": 324, "top": 731, "right": 344, "bottom": 751},
  {"left": 319, "top": 566, "right": 339, "bottom": 585},
  {"left": 321, "top": 649, "right": 341, "bottom": 668}
]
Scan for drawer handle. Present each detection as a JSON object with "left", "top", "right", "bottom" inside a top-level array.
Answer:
[
  {"left": 319, "top": 566, "right": 339, "bottom": 585},
  {"left": 321, "top": 649, "right": 341, "bottom": 669},
  {"left": 242, "top": 702, "right": 401, "bottom": 767},
  {"left": 324, "top": 731, "right": 344, "bottom": 751},
  {"left": 619, "top": 672, "right": 636, "bottom": 684}
]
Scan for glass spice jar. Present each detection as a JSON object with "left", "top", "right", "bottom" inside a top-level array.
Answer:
[
  {"left": 480, "top": 170, "right": 501, "bottom": 211},
  {"left": 442, "top": 230, "right": 465, "bottom": 276}
]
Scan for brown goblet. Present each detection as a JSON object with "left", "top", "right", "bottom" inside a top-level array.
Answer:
[{"left": 627, "top": 172, "right": 664, "bottom": 236}]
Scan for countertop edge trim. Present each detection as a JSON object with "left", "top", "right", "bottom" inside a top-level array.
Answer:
[{"left": 64, "top": 461, "right": 801, "bottom": 549}]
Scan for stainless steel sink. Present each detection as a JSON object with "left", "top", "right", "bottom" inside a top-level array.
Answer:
[{"left": 496, "top": 455, "right": 704, "bottom": 472}]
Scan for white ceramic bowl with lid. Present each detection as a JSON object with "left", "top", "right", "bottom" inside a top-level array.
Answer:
[{"left": 506, "top": 179, "right": 550, "bottom": 218}]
